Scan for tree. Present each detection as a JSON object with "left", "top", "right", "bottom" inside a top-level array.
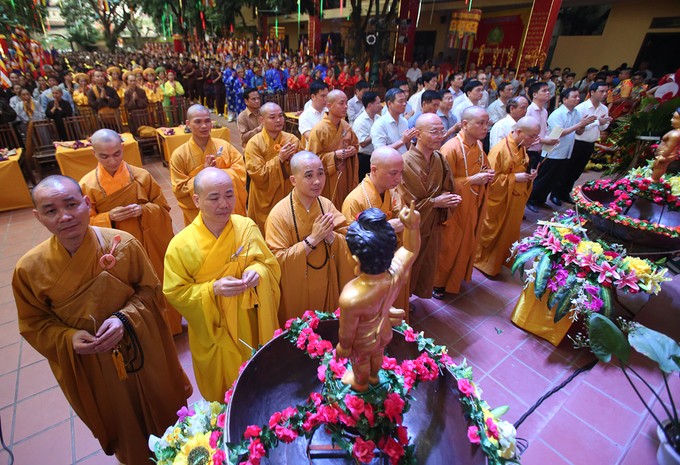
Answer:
[
  {"left": 59, "top": 0, "right": 100, "bottom": 51},
  {"left": 0, "top": 0, "right": 48, "bottom": 34}
]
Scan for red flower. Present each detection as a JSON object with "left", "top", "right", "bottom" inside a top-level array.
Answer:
[
  {"left": 457, "top": 378, "right": 475, "bottom": 397},
  {"left": 281, "top": 407, "right": 297, "bottom": 419},
  {"left": 439, "top": 353, "right": 454, "bottom": 366},
  {"left": 380, "top": 436, "right": 405, "bottom": 465},
  {"left": 383, "top": 392, "right": 405, "bottom": 423},
  {"left": 396, "top": 425, "right": 409, "bottom": 445},
  {"left": 329, "top": 357, "right": 347, "bottom": 378},
  {"left": 338, "top": 410, "right": 357, "bottom": 427},
  {"left": 268, "top": 411, "right": 283, "bottom": 428},
  {"left": 284, "top": 318, "right": 295, "bottom": 330},
  {"left": 352, "top": 437, "right": 376, "bottom": 464},
  {"left": 224, "top": 388, "right": 234, "bottom": 404},
  {"left": 216, "top": 413, "right": 226, "bottom": 428},
  {"left": 274, "top": 424, "right": 298, "bottom": 443},
  {"left": 564, "top": 233, "right": 581, "bottom": 244},
  {"left": 485, "top": 417, "right": 500, "bottom": 440},
  {"left": 244, "top": 424, "right": 262, "bottom": 439},
  {"left": 302, "top": 411, "right": 322, "bottom": 431},
  {"left": 363, "top": 402, "right": 375, "bottom": 427},
  {"left": 247, "top": 438, "right": 266, "bottom": 464},
  {"left": 212, "top": 449, "right": 226, "bottom": 465},
  {"left": 309, "top": 392, "right": 323, "bottom": 407},
  {"left": 400, "top": 360, "right": 418, "bottom": 391},
  {"left": 334, "top": 307, "right": 341, "bottom": 318},
  {"left": 318, "top": 404, "right": 339, "bottom": 424},
  {"left": 467, "top": 425, "right": 481, "bottom": 444},
  {"left": 273, "top": 328, "right": 284, "bottom": 338},
  {"left": 404, "top": 328, "right": 418, "bottom": 342},
  {"left": 317, "top": 364, "right": 327, "bottom": 382},
  {"left": 382, "top": 356, "right": 398, "bottom": 370},
  {"left": 345, "top": 395, "right": 365, "bottom": 419},
  {"left": 209, "top": 430, "right": 222, "bottom": 449}
]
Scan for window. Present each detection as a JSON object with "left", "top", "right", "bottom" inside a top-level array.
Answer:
[{"left": 557, "top": 5, "right": 611, "bottom": 36}]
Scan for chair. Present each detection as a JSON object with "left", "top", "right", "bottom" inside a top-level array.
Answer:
[
  {"left": 25, "top": 119, "right": 59, "bottom": 179},
  {"left": 64, "top": 115, "right": 97, "bottom": 141},
  {"left": 97, "top": 109, "right": 125, "bottom": 133},
  {"left": 127, "top": 108, "right": 160, "bottom": 159},
  {"left": 0, "top": 123, "right": 35, "bottom": 185},
  {"left": 162, "top": 97, "right": 189, "bottom": 127}
]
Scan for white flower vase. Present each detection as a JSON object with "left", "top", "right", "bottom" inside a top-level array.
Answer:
[{"left": 657, "top": 421, "right": 680, "bottom": 465}]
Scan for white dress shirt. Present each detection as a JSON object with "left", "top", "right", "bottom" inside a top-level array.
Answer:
[
  {"left": 486, "top": 98, "right": 508, "bottom": 125},
  {"left": 452, "top": 95, "right": 473, "bottom": 122},
  {"left": 299, "top": 106, "right": 325, "bottom": 137},
  {"left": 542, "top": 105, "right": 581, "bottom": 160},
  {"left": 489, "top": 114, "right": 516, "bottom": 148},
  {"left": 352, "top": 109, "right": 379, "bottom": 154},
  {"left": 371, "top": 112, "right": 409, "bottom": 154},
  {"left": 347, "top": 95, "right": 364, "bottom": 126},
  {"left": 575, "top": 99, "right": 610, "bottom": 143},
  {"left": 407, "top": 89, "right": 425, "bottom": 114}
]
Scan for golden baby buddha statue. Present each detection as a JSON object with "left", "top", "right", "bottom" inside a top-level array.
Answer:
[{"left": 651, "top": 108, "right": 680, "bottom": 182}]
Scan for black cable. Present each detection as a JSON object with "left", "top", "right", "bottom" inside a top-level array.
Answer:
[{"left": 0, "top": 415, "right": 14, "bottom": 465}]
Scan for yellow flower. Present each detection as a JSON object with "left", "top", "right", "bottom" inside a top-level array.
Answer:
[
  {"left": 576, "top": 241, "right": 604, "bottom": 256},
  {"left": 668, "top": 177, "right": 680, "bottom": 197},
  {"left": 555, "top": 227, "right": 571, "bottom": 237},
  {"left": 623, "top": 256, "right": 652, "bottom": 277},
  {"left": 172, "top": 432, "right": 215, "bottom": 465}
]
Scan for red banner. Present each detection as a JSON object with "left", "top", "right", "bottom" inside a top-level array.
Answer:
[
  {"left": 394, "top": 0, "right": 420, "bottom": 63},
  {"left": 517, "top": 0, "right": 562, "bottom": 71},
  {"left": 308, "top": 16, "right": 321, "bottom": 56},
  {"left": 468, "top": 14, "right": 525, "bottom": 70}
]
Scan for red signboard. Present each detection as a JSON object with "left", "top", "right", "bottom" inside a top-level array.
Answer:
[
  {"left": 468, "top": 14, "right": 526, "bottom": 70},
  {"left": 517, "top": 0, "right": 562, "bottom": 71}
]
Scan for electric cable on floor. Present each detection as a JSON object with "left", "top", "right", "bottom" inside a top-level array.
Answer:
[{"left": 0, "top": 416, "right": 13, "bottom": 465}]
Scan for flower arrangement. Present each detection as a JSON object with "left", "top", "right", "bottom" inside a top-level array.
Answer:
[
  {"left": 510, "top": 210, "right": 670, "bottom": 322},
  {"left": 159, "top": 127, "right": 176, "bottom": 136},
  {"left": 151, "top": 311, "right": 519, "bottom": 465},
  {"left": 574, "top": 162, "right": 680, "bottom": 238}
]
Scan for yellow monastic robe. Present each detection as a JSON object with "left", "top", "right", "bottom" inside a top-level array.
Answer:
[
  {"left": 435, "top": 133, "right": 490, "bottom": 294},
  {"left": 475, "top": 135, "right": 533, "bottom": 276},
  {"left": 342, "top": 175, "right": 410, "bottom": 318},
  {"left": 143, "top": 82, "right": 164, "bottom": 103},
  {"left": 163, "top": 213, "right": 281, "bottom": 402},
  {"left": 396, "top": 147, "right": 455, "bottom": 298},
  {"left": 12, "top": 228, "right": 191, "bottom": 465},
  {"left": 306, "top": 114, "right": 360, "bottom": 210},
  {"left": 170, "top": 136, "right": 247, "bottom": 226},
  {"left": 79, "top": 162, "right": 182, "bottom": 335},
  {"left": 265, "top": 191, "right": 354, "bottom": 327},
  {"left": 245, "top": 129, "right": 300, "bottom": 233},
  {"left": 73, "top": 89, "right": 90, "bottom": 107}
]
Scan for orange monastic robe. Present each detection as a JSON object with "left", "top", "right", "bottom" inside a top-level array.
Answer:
[
  {"left": 342, "top": 175, "right": 410, "bottom": 318},
  {"left": 396, "top": 147, "right": 455, "bottom": 298},
  {"left": 435, "top": 132, "right": 490, "bottom": 294},
  {"left": 265, "top": 190, "right": 354, "bottom": 327},
  {"left": 306, "top": 114, "right": 360, "bottom": 210},
  {"left": 245, "top": 129, "right": 300, "bottom": 233},
  {"left": 12, "top": 227, "right": 191, "bottom": 465},
  {"left": 79, "top": 162, "right": 182, "bottom": 334},
  {"left": 170, "top": 136, "right": 247, "bottom": 226},
  {"left": 475, "top": 135, "right": 532, "bottom": 276}
]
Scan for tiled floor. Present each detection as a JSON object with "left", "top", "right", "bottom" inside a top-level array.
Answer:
[{"left": 0, "top": 116, "right": 678, "bottom": 465}]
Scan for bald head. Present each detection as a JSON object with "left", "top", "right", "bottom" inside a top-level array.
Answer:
[
  {"left": 32, "top": 175, "right": 82, "bottom": 207},
  {"left": 186, "top": 104, "right": 211, "bottom": 121},
  {"left": 370, "top": 147, "right": 403, "bottom": 192},
  {"left": 414, "top": 112, "right": 443, "bottom": 130},
  {"left": 194, "top": 167, "right": 233, "bottom": 196},
  {"left": 260, "top": 102, "right": 282, "bottom": 117},
  {"left": 461, "top": 106, "right": 488, "bottom": 123},
  {"left": 515, "top": 116, "right": 540, "bottom": 132},
  {"left": 290, "top": 151, "right": 322, "bottom": 176},
  {"left": 327, "top": 89, "right": 347, "bottom": 105},
  {"left": 370, "top": 146, "right": 402, "bottom": 167},
  {"left": 91, "top": 128, "right": 122, "bottom": 148}
]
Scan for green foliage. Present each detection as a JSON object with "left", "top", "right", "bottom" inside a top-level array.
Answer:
[
  {"left": 533, "top": 253, "right": 552, "bottom": 299},
  {"left": 59, "top": 0, "right": 100, "bottom": 50},
  {"left": 587, "top": 313, "right": 631, "bottom": 364},
  {"left": 510, "top": 248, "right": 542, "bottom": 276},
  {"left": 0, "top": 0, "right": 47, "bottom": 33},
  {"left": 628, "top": 324, "right": 680, "bottom": 374}
]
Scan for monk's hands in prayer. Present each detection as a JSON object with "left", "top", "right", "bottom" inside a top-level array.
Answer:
[
  {"left": 278, "top": 142, "right": 297, "bottom": 162},
  {"left": 72, "top": 330, "right": 98, "bottom": 355},
  {"left": 433, "top": 192, "right": 462, "bottom": 209},
  {"left": 213, "top": 276, "right": 248, "bottom": 297},
  {"left": 309, "top": 213, "right": 335, "bottom": 249},
  {"left": 204, "top": 154, "right": 217, "bottom": 168},
  {"left": 109, "top": 204, "right": 142, "bottom": 221},
  {"left": 401, "top": 128, "right": 418, "bottom": 145},
  {"left": 516, "top": 169, "right": 537, "bottom": 183},
  {"left": 94, "top": 317, "right": 125, "bottom": 352},
  {"left": 399, "top": 200, "right": 421, "bottom": 230},
  {"left": 470, "top": 170, "right": 495, "bottom": 185},
  {"left": 241, "top": 270, "right": 260, "bottom": 289}
]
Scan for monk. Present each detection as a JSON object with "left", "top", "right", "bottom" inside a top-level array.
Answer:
[
  {"left": 265, "top": 151, "right": 354, "bottom": 327},
  {"left": 245, "top": 102, "right": 300, "bottom": 233},
  {"left": 397, "top": 113, "right": 459, "bottom": 300},
  {"left": 170, "top": 104, "right": 247, "bottom": 226},
  {"left": 434, "top": 106, "right": 494, "bottom": 297},
  {"left": 342, "top": 146, "right": 410, "bottom": 317},
  {"left": 475, "top": 117, "right": 540, "bottom": 276},
  {"left": 79, "top": 129, "right": 182, "bottom": 335},
  {"left": 164, "top": 168, "right": 280, "bottom": 402},
  {"left": 12, "top": 176, "right": 190, "bottom": 465},
  {"left": 306, "top": 89, "right": 360, "bottom": 210}
]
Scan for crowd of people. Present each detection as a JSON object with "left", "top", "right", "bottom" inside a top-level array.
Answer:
[{"left": 4, "top": 42, "right": 663, "bottom": 464}]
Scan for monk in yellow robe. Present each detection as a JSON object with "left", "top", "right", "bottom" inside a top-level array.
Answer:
[
  {"left": 170, "top": 104, "right": 247, "bottom": 225},
  {"left": 164, "top": 168, "right": 280, "bottom": 402},
  {"left": 142, "top": 67, "right": 164, "bottom": 103},
  {"left": 396, "top": 114, "right": 459, "bottom": 300},
  {"left": 12, "top": 176, "right": 191, "bottom": 465},
  {"left": 342, "top": 146, "right": 410, "bottom": 318},
  {"left": 73, "top": 73, "right": 90, "bottom": 108},
  {"left": 79, "top": 129, "right": 182, "bottom": 335},
  {"left": 306, "top": 89, "right": 360, "bottom": 210},
  {"left": 245, "top": 102, "right": 300, "bottom": 233},
  {"left": 434, "top": 106, "right": 494, "bottom": 297},
  {"left": 475, "top": 116, "right": 540, "bottom": 276},
  {"left": 265, "top": 151, "right": 354, "bottom": 327}
]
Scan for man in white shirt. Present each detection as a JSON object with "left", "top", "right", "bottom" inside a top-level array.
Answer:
[
  {"left": 556, "top": 82, "right": 612, "bottom": 202},
  {"left": 447, "top": 72, "right": 465, "bottom": 107},
  {"left": 486, "top": 81, "right": 514, "bottom": 125},
  {"left": 347, "top": 80, "right": 369, "bottom": 126},
  {"left": 381, "top": 80, "right": 414, "bottom": 119},
  {"left": 298, "top": 80, "right": 329, "bottom": 141},
  {"left": 408, "top": 71, "right": 438, "bottom": 114},
  {"left": 371, "top": 88, "right": 417, "bottom": 155},
  {"left": 524, "top": 81, "right": 558, "bottom": 170},
  {"left": 405, "top": 62, "right": 422, "bottom": 91},
  {"left": 352, "top": 91, "right": 382, "bottom": 179},
  {"left": 489, "top": 96, "right": 529, "bottom": 148},
  {"left": 452, "top": 79, "right": 483, "bottom": 122},
  {"left": 476, "top": 73, "right": 490, "bottom": 108}
]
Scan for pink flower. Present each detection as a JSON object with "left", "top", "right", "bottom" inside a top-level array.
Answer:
[
  {"left": 404, "top": 328, "right": 418, "bottom": 342},
  {"left": 176, "top": 405, "right": 195, "bottom": 422},
  {"left": 238, "top": 361, "right": 249, "bottom": 375},
  {"left": 212, "top": 449, "right": 226, "bottom": 465},
  {"left": 440, "top": 353, "right": 454, "bottom": 366},
  {"left": 334, "top": 307, "right": 341, "bottom": 318},
  {"left": 396, "top": 425, "right": 409, "bottom": 445},
  {"left": 209, "top": 430, "right": 222, "bottom": 449},
  {"left": 363, "top": 403, "right": 375, "bottom": 427},
  {"left": 244, "top": 424, "right": 262, "bottom": 439},
  {"left": 345, "top": 395, "right": 365, "bottom": 419},
  {"left": 457, "top": 378, "right": 475, "bottom": 397},
  {"left": 467, "top": 425, "right": 481, "bottom": 444},
  {"left": 382, "top": 356, "right": 398, "bottom": 370},
  {"left": 540, "top": 233, "right": 562, "bottom": 253},
  {"left": 400, "top": 360, "right": 418, "bottom": 391},
  {"left": 615, "top": 270, "right": 640, "bottom": 292},
  {"left": 564, "top": 234, "right": 581, "bottom": 244},
  {"left": 317, "top": 364, "right": 327, "bottom": 382},
  {"left": 329, "top": 357, "right": 347, "bottom": 378},
  {"left": 309, "top": 392, "right": 323, "bottom": 407},
  {"left": 383, "top": 392, "right": 405, "bottom": 423},
  {"left": 485, "top": 417, "right": 500, "bottom": 440},
  {"left": 380, "top": 436, "right": 405, "bottom": 465},
  {"left": 302, "top": 310, "right": 317, "bottom": 320},
  {"left": 281, "top": 407, "right": 297, "bottom": 419},
  {"left": 268, "top": 411, "right": 283, "bottom": 428},
  {"left": 274, "top": 424, "right": 298, "bottom": 443},
  {"left": 302, "top": 412, "right": 321, "bottom": 432},
  {"left": 338, "top": 410, "right": 357, "bottom": 427},
  {"left": 318, "top": 404, "right": 339, "bottom": 424},
  {"left": 592, "top": 260, "right": 621, "bottom": 284},
  {"left": 224, "top": 388, "right": 233, "bottom": 404},
  {"left": 273, "top": 328, "right": 284, "bottom": 338},
  {"left": 216, "top": 413, "right": 226, "bottom": 428},
  {"left": 352, "top": 437, "right": 376, "bottom": 464},
  {"left": 284, "top": 318, "right": 295, "bottom": 330},
  {"left": 247, "top": 438, "right": 266, "bottom": 464}
]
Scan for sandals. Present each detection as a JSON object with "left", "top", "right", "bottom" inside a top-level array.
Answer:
[{"left": 432, "top": 287, "right": 446, "bottom": 300}]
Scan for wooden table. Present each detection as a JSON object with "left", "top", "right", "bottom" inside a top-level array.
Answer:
[
  {"left": 156, "top": 126, "right": 231, "bottom": 162},
  {"left": 0, "top": 149, "right": 33, "bottom": 212},
  {"left": 55, "top": 133, "right": 142, "bottom": 182}
]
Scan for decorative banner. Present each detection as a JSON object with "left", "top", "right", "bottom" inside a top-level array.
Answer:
[
  {"left": 517, "top": 0, "right": 562, "bottom": 71},
  {"left": 173, "top": 33, "right": 184, "bottom": 53},
  {"left": 394, "top": 0, "right": 420, "bottom": 63},
  {"left": 448, "top": 9, "right": 482, "bottom": 50},
  {"left": 467, "top": 14, "right": 525, "bottom": 70},
  {"left": 308, "top": 0, "right": 321, "bottom": 56}
]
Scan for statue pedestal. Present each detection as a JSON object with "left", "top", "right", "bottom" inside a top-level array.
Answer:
[{"left": 511, "top": 283, "right": 574, "bottom": 347}]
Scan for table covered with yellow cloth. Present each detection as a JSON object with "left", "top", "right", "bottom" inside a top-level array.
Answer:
[
  {"left": 0, "top": 149, "right": 33, "bottom": 212},
  {"left": 510, "top": 282, "right": 575, "bottom": 347},
  {"left": 55, "top": 133, "right": 142, "bottom": 181},
  {"left": 156, "top": 126, "right": 231, "bottom": 162}
]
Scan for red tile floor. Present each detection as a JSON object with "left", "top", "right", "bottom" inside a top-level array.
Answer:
[{"left": 0, "top": 118, "right": 677, "bottom": 464}]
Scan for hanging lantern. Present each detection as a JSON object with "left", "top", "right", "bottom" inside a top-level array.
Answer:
[{"left": 448, "top": 9, "right": 481, "bottom": 50}]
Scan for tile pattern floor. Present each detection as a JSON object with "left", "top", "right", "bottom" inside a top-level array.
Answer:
[{"left": 0, "top": 115, "right": 678, "bottom": 464}]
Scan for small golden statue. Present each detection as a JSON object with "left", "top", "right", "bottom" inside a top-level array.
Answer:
[
  {"left": 336, "top": 202, "right": 421, "bottom": 392},
  {"left": 651, "top": 108, "right": 680, "bottom": 182}
]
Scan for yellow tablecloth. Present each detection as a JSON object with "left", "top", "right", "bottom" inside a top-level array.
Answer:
[
  {"left": 511, "top": 283, "right": 574, "bottom": 347},
  {"left": 285, "top": 112, "right": 301, "bottom": 120},
  {"left": 157, "top": 126, "right": 231, "bottom": 162},
  {"left": 0, "top": 149, "right": 33, "bottom": 212},
  {"left": 55, "top": 133, "right": 142, "bottom": 182}
]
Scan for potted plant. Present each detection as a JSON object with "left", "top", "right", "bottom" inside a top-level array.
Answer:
[{"left": 576, "top": 314, "right": 680, "bottom": 464}]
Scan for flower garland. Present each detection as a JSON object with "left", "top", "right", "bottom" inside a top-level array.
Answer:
[{"left": 151, "top": 311, "right": 519, "bottom": 465}]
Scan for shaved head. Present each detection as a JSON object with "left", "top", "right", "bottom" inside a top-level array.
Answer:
[
  {"left": 194, "top": 167, "right": 233, "bottom": 196},
  {"left": 32, "top": 175, "right": 82, "bottom": 207},
  {"left": 186, "top": 104, "right": 211, "bottom": 120},
  {"left": 414, "top": 112, "right": 442, "bottom": 130},
  {"left": 515, "top": 116, "right": 540, "bottom": 132},
  {"left": 327, "top": 89, "right": 347, "bottom": 105},
  {"left": 370, "top": 146, "right": 402, "bottom": 167},
  {"left": 290, "top": 151, "right": 322, "bottom": 176},
  {"left": 260, "top": 102, "right": 281, "bottom": 117},
  {"left": 370, "top": 146, "right": 403, "bottom": 192},
  {"left": 193, "top": 167, "right": 236, "bottom": 230},
  {"left": 91, "top": 128, "right": 121, "bottom": 148},
  {"left": 461, "top": 106, "right": 488, "bottom": 123}
]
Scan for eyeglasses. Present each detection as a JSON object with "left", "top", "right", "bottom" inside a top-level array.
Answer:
[{"left": 424, "top": 129, "right": 447, "bottom": 136}]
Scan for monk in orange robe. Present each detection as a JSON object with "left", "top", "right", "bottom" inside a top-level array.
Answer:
[
  {"left": 12, "top": 176, "right": 191, "bottom": 465},
  {"left": 396, "top": 114, "right": 459, "bottom": 300},
  {"left": 306, "top": 89, "right": 360, "bottom": 210},
  {"left": 342, "top": 146, "right": 410, "bottom": 318},
  {"left": 170, "top": 104, "right": 247, "bottom": 225},
  {"left": 79, "top": 129, "right": 182, "bottom": 335},
  {"left": 245, "top": 102, "right": 300, "bottom": 233},
  {"left": 434, "top": 106, "right": 494, "bottom": 297},
  {"left": 265, "top": 151, "right": 354, "bottom": 327},
  {"left": 475, "top": 117, "right": 540, "bottom": 276}
]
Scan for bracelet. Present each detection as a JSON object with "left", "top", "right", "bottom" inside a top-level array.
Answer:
[{"left": 304, "top": 238, "right": 316, "bottom": 250}]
